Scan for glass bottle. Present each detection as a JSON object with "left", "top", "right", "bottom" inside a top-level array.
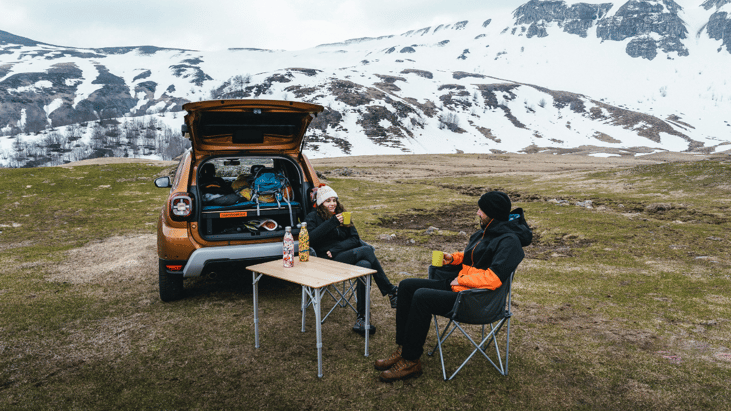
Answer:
[
  {"left": 298, "top": 222, "right": 309, "bottom": 262},
  {"left": 283, "top": 226, "right": 294, "bottom": 267}
]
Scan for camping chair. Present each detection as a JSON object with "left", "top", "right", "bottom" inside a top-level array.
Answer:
[
  {"left": 300, "top": 242, "right": 374, "bottom": 326},
  {"left": 427, "top": 265, "right": 516, "bottom": 380},
  {"left": 305, "top": 278, "right": 358, "bottom": 324}
]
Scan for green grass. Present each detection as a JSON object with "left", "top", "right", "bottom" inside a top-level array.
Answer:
[
  {"left": 1, "top": 156, "right": 730, "bottom": 410},
  {"left": 0, "top": 163, "right": 173, "bottom": 245}
]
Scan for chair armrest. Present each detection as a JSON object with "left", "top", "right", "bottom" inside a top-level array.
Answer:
[
  {"left": 428, "top": 264, "right": 461, "bottom": 281},
  {"left": 450, "top": 286, "right": 510, "bottom": 325}
]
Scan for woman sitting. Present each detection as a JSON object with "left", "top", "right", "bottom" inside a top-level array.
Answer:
[{"left": 305, "top": 185, "right": 398, "bottom": 335}]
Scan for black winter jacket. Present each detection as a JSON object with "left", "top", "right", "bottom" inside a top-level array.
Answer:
[
  {"left": 304, "top": 210, "right": 361, "bottom": 258},
  {"left": 449, "top": 208, "right": 532, "bottom": 292}
]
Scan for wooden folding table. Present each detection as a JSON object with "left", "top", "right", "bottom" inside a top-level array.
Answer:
[{"left": 247, "top": 256, "right": 375, "bottom": 378}]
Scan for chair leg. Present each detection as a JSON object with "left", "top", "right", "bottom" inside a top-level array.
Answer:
[
  {"left": 474, "top": 318, "right": 510, "bottom": 376},
  {"left": 319, "top": 280, "right": 358, "bottom": 323},
  {"left": 427, "top": 315, "right": 440, "bottom": 356},
  {"left": 504, "top": 316, "right": 510, "bottom": 375},
  {"left": 448, "top": 322, "right": 489, "bottom": 380},
  {"left": 303, "top": 280, "right": 360, "bottom": 327},
  {"left": 436, "top": 317, "right": 512, "bottom": 380},
  {"left": 428, "top": 316, "right": 461, "bottom": 381},
  {"left": 427, "top": 315, "right": 446, "bottom": 380}
]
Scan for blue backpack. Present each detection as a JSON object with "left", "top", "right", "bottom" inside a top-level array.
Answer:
[{"left": 246, "top": 167, "right": 294, "bottom": 205}]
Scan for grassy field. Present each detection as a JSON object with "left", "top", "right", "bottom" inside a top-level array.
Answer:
[{"left": 1, "top": 155, "right": 730, "bottom": 410}]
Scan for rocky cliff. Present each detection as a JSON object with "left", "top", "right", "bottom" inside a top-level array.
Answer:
[
  {"left": 703, "top": 0, "right": 731, "bottom": 53},
  {"left": 513, "top": 0, "right": 690, "bottom": 59}
]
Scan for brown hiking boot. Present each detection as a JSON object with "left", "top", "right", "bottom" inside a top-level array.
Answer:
[
  {"left": 374, "top": 346, "right": 402, "bottom": 371},
  {"left": 378, "top": 358, "right": 423, "bottom": 382}
]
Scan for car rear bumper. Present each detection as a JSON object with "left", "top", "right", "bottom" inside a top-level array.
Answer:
[{"left": 183, "top": 241, "right": 298, "bottom": 277}]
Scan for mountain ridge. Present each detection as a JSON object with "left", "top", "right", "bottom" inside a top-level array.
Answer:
[{"left": 1, "top": 0, "right": 730, "bottom": 167}]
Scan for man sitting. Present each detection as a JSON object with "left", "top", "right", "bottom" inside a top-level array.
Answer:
[{"left": 375, "top": 191, "right": 532, "bottom": 382}]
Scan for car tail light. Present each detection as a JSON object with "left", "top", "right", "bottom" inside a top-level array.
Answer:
[
  {"left": 165, "top": 264, "right": 184, "bottom": 271},
  {"left": 170, "top": 193, "right": 194, "bottom": 220}
]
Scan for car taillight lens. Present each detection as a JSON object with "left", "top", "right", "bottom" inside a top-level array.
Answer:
[{"left": 170, "top": 193, "right": 194, "bottom": 220}]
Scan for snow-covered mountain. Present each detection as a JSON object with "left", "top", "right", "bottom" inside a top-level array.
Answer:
[{"left": 1, "top": 0, "right": 730, "bottom": 167}]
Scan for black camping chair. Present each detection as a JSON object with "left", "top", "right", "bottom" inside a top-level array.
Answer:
[{"left": 427, "top": 265, "right": 517, "bottom": 380}]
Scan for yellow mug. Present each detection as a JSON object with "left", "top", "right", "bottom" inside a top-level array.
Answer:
[
  {"left": 342, "top": 212, "right": 352, "bottom": 225},
  {"left": 432, "top": 250, "right": 444, "bottom": 267}
]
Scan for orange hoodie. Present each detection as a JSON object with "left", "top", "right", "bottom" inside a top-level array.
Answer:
[{"left": 448, "top": 251, "right": 502, "bottom": 292}]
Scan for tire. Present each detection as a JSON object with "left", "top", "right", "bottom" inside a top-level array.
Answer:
[{"left": 159, "top": 259, "right": 185, "bottom": 302}]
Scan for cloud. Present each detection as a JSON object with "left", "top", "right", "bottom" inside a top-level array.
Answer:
[{"left": 0, "top": 0, "right": 525, "bottom": 51}]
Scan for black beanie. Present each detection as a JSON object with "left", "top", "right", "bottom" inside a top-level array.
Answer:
[{"left": 478, "top": 191, "right": 511, "bottom": 221}]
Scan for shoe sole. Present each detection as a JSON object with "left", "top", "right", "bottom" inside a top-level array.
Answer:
[
  {"left": 378, "top": 370, "right": 423, "bottom": 383},
  {"left": 374, "top": 362, "right": 395, "bottom": 371}
]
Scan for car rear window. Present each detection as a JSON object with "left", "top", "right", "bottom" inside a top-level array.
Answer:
[{"left": 205, "top": 157, "right": 275, "bottom": 178}]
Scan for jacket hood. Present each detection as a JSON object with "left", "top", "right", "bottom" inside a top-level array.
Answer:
[{"left": 485, "top": 208, "right": 532, "bottom": 247}]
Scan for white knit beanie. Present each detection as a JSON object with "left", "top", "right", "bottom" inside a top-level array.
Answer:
[{"left": 316, "top": 186, "right": 338, "bottom": 206}]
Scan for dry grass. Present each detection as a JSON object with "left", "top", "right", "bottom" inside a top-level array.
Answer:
[
  {"left": 50, "top": 234, "right": 157, "bottom": 285},
  {"left": 1, "top": 154, "right": 730, "bottom": 410}
]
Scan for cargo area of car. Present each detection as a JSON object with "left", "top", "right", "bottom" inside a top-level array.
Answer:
[{"left": 196, "top": 155, "right": 310, "bottom": 241}]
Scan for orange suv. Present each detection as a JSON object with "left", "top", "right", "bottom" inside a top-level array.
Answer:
[{"left": 154, "top": 100, "right": 324, "bottom": 301}]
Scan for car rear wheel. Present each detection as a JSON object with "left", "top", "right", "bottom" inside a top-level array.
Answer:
[{"left": 159, "top": 259, "right": 185, "bottom": 302}]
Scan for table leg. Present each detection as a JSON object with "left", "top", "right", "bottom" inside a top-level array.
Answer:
[
  {"left": 312, "top": 287, "right": 324, "bottom": 378},
  {"left": 301, "top": 286, "right": 307, "bottom": 332},
  {"left": 364, "top": 274, "right": 371, "bottom": 357},
  {"left": 252, "top": 272, "right": 262, "bottom": 349}
]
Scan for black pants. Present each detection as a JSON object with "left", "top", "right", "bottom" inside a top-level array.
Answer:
[
  {"left": 396, "top": 273, "right": 460, "bottom": 361},
  {"left": 334, "top": 245, "right": 396, "bottom": 317}
]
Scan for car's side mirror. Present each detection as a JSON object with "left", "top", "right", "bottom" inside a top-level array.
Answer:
[{"left": 154, "top": 176, "right": 172, "bottom": 188}]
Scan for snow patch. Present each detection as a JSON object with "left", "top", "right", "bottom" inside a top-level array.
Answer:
[
  {"left": 7, "top": 80, "right": 53, "bottom": 94},
  {"left": 44, "top": 99, "right": 64, "bottom": 116}
]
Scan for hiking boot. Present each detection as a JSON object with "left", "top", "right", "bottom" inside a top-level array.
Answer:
[
  {"left": 388, "top": 287, "right": 398, "bottom": 309},
  {"left": 374, "top": 346, "right": 402, "bottom": 371},
  {"left": 352, "top": 317, "right": 376, "bottom": 335},
  {"left": 379, "top": 358, "right": 423, "bottom": 382}
]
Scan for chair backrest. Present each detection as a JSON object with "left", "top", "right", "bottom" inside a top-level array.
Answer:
[{"left": 451, "top": 270, "right": 515, "bottom": 325}]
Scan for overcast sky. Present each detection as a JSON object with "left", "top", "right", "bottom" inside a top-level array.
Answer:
[{"left": 0, "top": 0, "right": 526, "bottom": 51}]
